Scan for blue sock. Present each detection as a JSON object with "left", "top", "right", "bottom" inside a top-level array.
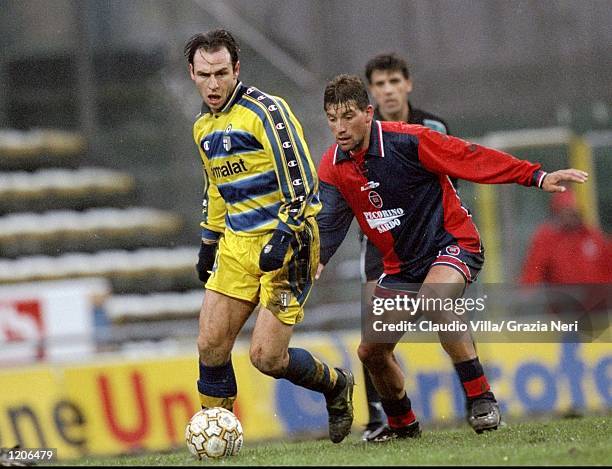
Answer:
[
  {"left": 197, "top": 358, "right": 237, "bottom": 410},
  {"left": 281, "top": 348, "right": 345, "bottom": 397}
]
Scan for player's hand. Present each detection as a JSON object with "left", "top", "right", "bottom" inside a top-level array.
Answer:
[
  {"left": 315, "top": 263, "right": 325, "bottom": 280},
  {"left": 541, "top": 169, "right": 588, "bottom": 193},
  {"left": 259, "top": 229, "right": 292, "bottom": 272},
  {"left": 196, "top": 240, "right": 218, "bottom": 283}
]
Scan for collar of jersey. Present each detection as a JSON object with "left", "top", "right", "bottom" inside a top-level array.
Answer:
[
  {"left": 334, "top": 120, "right": 385, "bottom": 164},
  {"left": 199, "top": 81, "right": 246, "bottom": 116}
]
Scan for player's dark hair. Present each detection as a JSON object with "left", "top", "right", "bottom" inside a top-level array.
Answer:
[
  {"left": 365, "top": 53, "right": 410, "bottom": 84},
  {"left": 323, "top": 74, "right": 370, "bottom": 112},
  {"left": 184, "top": 29, "right": 240, "bottom": 67}
]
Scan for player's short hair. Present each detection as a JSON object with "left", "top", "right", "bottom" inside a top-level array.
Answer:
[
  {"left": 323, "top": 74, "right": 370, "bottom": 112},
  {"left": 184, "top": 29, "right": 240, "bottom": 67},
  {"left": 365, "top": 53, "right": 410, "bottom": 84}
]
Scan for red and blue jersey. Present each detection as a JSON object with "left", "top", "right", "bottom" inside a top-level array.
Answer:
[{"left": 317, "top": 120, "right": 545, "bottom": 275}]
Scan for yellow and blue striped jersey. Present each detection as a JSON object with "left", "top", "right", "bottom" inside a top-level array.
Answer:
[{"left": 193, "top": 82, "right": 321, "bottom": 237}]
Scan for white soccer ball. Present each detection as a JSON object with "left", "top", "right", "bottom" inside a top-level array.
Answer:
[{"left": 185, "top": 407, "right": 244, "bottom": 459}]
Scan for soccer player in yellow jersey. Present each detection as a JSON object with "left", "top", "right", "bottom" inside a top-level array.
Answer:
[{"left": 184, "top": 29, "right": 354, "bottom": 443}]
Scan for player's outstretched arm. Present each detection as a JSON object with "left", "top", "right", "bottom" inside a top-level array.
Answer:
[{"left": 541, "top": 169, "right": 588, "bottom": 193}]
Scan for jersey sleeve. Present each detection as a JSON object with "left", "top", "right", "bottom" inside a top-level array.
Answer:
[
  {"left": 414, "top": 125, "right": 545, "bottom": 186},
  {"left": 194, "top": 129, "right": 226, "bottom": 240},
  {"left": 260, "top": 96, "right": 319, "bottom": 234},
  {"left": 317, "top": 152, "right": 354, "bottom": 265}
]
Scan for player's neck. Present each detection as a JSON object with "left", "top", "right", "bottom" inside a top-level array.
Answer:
[
  {"left": 349, "top": 125, "right": 372, "bottom": 161},
  {"left": 350, "top": 147, "right": 367, "bottom": 162},
  {"left": 381, "top": 104, "right": 409, "bottom": 123}
]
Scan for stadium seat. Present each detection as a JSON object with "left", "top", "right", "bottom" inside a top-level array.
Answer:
[
  {"left": 0, "top": 207, "right": 183, "bottom": 256},
  {"left": 0, "top": 128, "right": 85, "bottom": 170},
  {"left": 0, "top": 167, "right": 136, "bottom": 213},
  {"left": 0, "top": 247, "right": 200, "bottom": 293},
  {"left": 105, "top": 289, "right": 204, "bottom": 322}
]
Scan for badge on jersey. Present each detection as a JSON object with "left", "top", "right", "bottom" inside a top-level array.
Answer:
[
  {"left": 361, "top": 181, "right": 380, "bottom": 191},
  {"left": 279, "top": 291, "right": 291, "bottom": 309},
  {"left": 223, "top": 124, "right": 232, "bottom": 152},
  {"left": 446, "top": 245, "right": 461, "bottom": 256},
  {"left": 368, "top": 191, "right": 383, "bottom": 208}
]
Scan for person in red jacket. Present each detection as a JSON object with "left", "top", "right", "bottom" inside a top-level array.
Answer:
[
  {"left": 316, "top": 74, "right": 588, "bottom": 441},
  {"left": 520, "top": 189, "right": 611, "bottom": 284}
]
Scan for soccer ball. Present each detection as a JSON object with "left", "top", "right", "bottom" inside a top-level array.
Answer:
[{"left": 185, "top": 407, "right": 244, "bottom": 459}]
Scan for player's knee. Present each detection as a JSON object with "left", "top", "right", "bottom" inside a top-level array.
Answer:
[
  {"left": 358, "top": 343, "right": 388, "bottom": 369},
  {"left": 197, "top": 332, "right": 232, "bottom": 364},
  {"left": 249, "top": 346, "right": 286, "bottom": 378}
]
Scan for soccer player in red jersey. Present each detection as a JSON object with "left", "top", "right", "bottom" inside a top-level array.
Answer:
[
  {"left": 316, "top": 74, "right": 588, "bottom": 441},
  {"left": 359, "top": 53, "right": 453, "bottom": 440}
]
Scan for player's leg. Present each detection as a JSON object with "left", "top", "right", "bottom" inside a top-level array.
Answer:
[
  {"left": 420, "top": 260, "right": 500, "bottom": 433},
  {"left": 249, "top": 305, "right": 353, "bottom": 443},
  {"left": 362, "top": 362, "right": 385, "bottom": 437},
  {"left": 197, "top": 290, "right": 254, "bottom": 410},
  {"left": 358, "top": 342, "right": 403, "bottom": 399},
  {"left": 257, "top": 219, "right": 354, "bottom": 443},
  {"left": 360, "top": 237, "right": 386, "bottom": 439},
  {"left": 197, "top": 231, "right": 260, "bottom": 411},
  {"left": 359, "top": 272, "right": 423, "bottom": 442},
  {"left": 357, "top": 341, "right": 421, "bottom": 442}
]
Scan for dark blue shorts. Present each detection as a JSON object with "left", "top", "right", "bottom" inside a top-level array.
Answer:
[{"left": 375, "top": 243, "right": 485, "bottom": 288}]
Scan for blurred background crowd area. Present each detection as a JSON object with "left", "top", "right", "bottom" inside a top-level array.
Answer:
[{"left": 0, "top": 0, "right": 610, "bottom": 356}]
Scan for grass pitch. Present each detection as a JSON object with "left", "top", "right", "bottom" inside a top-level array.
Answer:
[{"left": 58, "top": 415, "right": 609, "bottom": 466}]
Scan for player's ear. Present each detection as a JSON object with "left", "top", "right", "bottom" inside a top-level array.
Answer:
[
  {"left": 189, "top": 63, "right": 195, "bottom": 81},
  {"left": 365, "top": 104, "right": 375, "bottom": 123},
  {"left": 405, "top": 78, "right": 413, "bottom": 93},
  {"left": 233, "top": 60, "right": 240, "bottom": 78}
]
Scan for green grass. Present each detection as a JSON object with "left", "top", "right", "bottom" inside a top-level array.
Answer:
[{"left": 55, "top": 415, "right": 610, "bottom": 466}]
